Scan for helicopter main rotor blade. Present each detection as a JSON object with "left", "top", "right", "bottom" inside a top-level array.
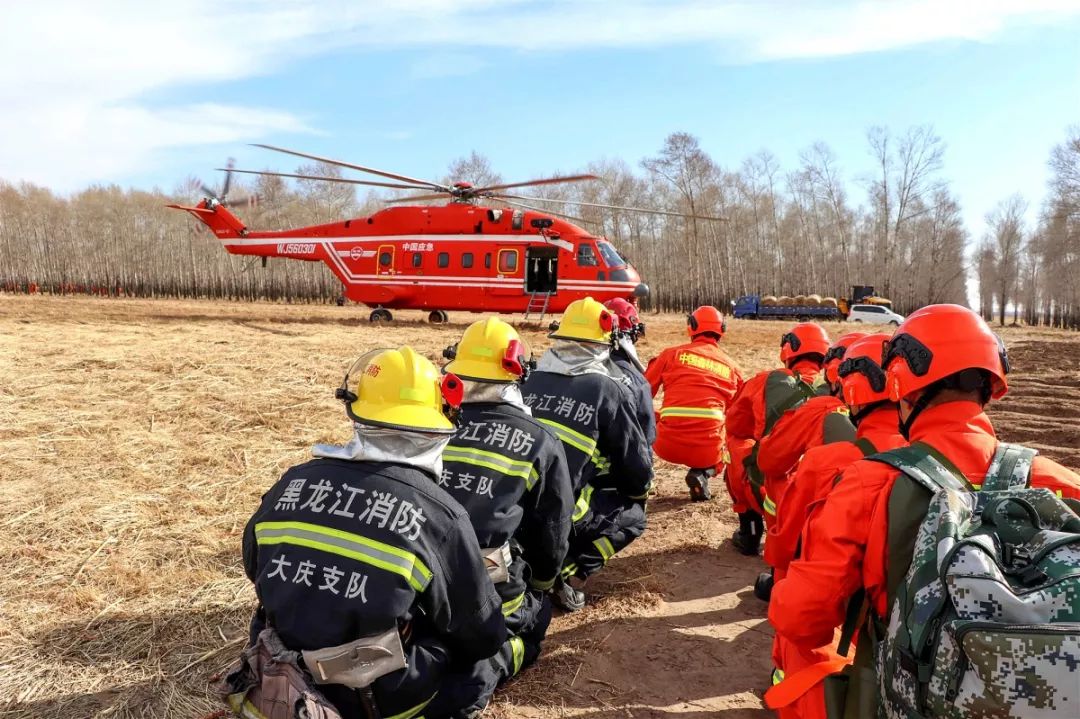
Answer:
[
  {"left": 474, "top": 173, "right": 599, "bottom": 194},
  {"left": 384, "top": 192, "right": 454, "bottom": 204},
  {"left": 501, "top": 199, "right": 592, "bottom": 226},
  {"left": 251, "top": 144, "right": 448, "bottom": 191},
  {"left": 221, "top": 157, "right": 235, "bottom": 199},
  {"left": 223, "top": 168, "right": 431, "bottom": 191},
  {"left": 495, "top": 193, "right": 728, "bottom": 222}
]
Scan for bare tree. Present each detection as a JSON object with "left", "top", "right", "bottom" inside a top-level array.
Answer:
[{"left": 985, "top": 194, "right": 1027, "bottom": 326}]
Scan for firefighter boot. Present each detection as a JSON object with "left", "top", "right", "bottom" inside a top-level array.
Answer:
[
  {"left": 731, "top": 511, "right": 763, "bottom": 556},
  {"left": 685, "top": 467, "right": 715, "bottom": 502},
  {"left": 754, "top": 569, "right": 774, "bottom": 602},
  {"left": 551, "top": 576, "right": 586, "bottom": 613}
]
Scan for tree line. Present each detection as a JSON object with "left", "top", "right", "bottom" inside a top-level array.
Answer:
[
  {"left": 0, "top": 125, "right": 1071, "bottom": 322},
  {"left": 976, "top": 127, "right": 1080, "bottom": 328}
]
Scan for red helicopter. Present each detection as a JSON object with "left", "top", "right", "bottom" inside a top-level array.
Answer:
[{"left": 169, "top": 145, "right": 718, "bottom": 323}]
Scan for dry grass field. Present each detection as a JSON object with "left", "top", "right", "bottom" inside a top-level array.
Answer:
[{"left": 2, "top": 296, "right": 1079, "bottom": 718}]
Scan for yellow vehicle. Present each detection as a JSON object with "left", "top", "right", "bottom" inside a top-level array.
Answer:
[{"left": 838, "top": 285, "right": 893, "bottom": 316}]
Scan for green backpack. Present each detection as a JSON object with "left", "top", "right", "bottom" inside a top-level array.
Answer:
[
  {"left": 832, "top": 441, "right": 1080, "bottom": 719},
  {"left": 744, "top": 371, "right": 819, "bottom": 508}
]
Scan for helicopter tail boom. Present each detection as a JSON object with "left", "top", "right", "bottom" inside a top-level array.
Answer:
[{"left": 167, "top": 200, "right": 248, "bottom": 246}]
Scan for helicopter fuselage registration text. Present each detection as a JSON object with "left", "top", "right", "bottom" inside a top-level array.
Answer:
[{"left": 277, "top": 243, "right": 317, "bottom": 254}]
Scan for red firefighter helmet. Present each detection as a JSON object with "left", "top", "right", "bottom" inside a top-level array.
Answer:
[
  {"left": 779, "top": 322, "right": 830, "bottom": 365},
  {"left": 882, "top": 304, "right": 1009, "bottom": 402},
  {"left": 837, "top": 333, "right": 891, "bottom": 407},
  {"left": 604, "top": 298, "right": 642, "bottom": 332},
  {"left": 687, "top": 306, "right": 727, "bottom": 338},
  {"left": 824, "top": 332, "right": 868, "bottom": 385}
]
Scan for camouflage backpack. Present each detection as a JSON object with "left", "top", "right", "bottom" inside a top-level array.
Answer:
[{"left": 863, "top": 441, "right": 1080, "bottom": 719}]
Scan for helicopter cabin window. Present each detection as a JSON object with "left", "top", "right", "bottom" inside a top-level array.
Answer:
[
  {"left": 461, "top": 252, "right": 474, "bottom": 268},
  {"left": 379, "top": 251, "right": 392, "bottom": 267},
  {"left": 576, "top": 243, "right": 598, "bottom": 267},
  {"left": 437, "top": 252, "right": 450, "bottom": 268},
  {"left": 411, "top": 252, "right": 423, "bottom": 268},
  {"left": 597, "top": 241, "right": 625, "bottom": 267},
  {"left": 484, "top": 253, "right": 492, "bottom": 269},
  {"left": 498, "top": 249, "right": 519, "bottom": 274}
]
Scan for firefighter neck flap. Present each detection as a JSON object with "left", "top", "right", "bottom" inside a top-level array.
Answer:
[
  {"left": 312, "top": 424, "right": 450, "bottom": 478},
  {"left": 460, "top": 379, "right": 531, "bottom": 414},
  {"left": 537, "top": 340, "right": 624, "bottom": 379}
]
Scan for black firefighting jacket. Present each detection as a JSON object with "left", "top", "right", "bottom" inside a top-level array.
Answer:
[
  {"left": 243, "top": 458, "right": 507, "bottom": 668},
  {"left": 441, "top": 402, "right": 574, "bottom": 598},
  {"left": 522, "top": 367, "right": 653, "bottom": 500},
  {"left": 612, "top": 351, "right": 657, "bottom": 445}
]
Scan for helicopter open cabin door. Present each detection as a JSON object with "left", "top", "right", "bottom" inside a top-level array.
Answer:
[{"left": 525, "top": 246, "right": 558, "bottom": 294}]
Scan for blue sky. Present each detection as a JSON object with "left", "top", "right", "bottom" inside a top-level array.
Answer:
[{"left": 3, "top": 1, "right": 1079, "bottom": 240}]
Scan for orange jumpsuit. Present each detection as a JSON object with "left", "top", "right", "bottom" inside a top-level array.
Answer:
[
  {"left": 757, "top": 396, "right": 855, "bottom": 527},
  {"left": 646, "top": 337, "right": 743, "bottom": 470},
  {"left": 768, "top": 401, "right": 1080, "bottom": 718},
  {"left": 725, "top": 360, "right": 822, "bottom": 515},
  {"left": 765, "top": 406, "right": 905, "bottom": 719}
]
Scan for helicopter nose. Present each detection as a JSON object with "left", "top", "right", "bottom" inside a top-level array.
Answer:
[{"left": 633, "top": 283, "right": 650, "bottom": 299}]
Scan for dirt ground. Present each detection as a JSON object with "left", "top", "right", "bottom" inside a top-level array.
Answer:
[{"left": 2, "top": 296, "right": 1078, "bottom": 719}]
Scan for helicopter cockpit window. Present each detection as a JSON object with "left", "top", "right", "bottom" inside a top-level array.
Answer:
[
  {"left": 597, "top": 241, "right": 625, "bottom": 267},
  {"left": 379, "top": 251, "right": 392, "bottom": 267},
  {"left": 576, "top": 244, "right": 598, "bottom": 267}
]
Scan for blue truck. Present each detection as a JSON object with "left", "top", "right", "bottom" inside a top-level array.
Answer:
[{"left": 732, "top": 294, "right": 843, "bottom": 320}]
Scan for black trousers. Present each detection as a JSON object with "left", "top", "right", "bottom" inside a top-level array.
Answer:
[
  {"left": 425, "top": 590, "right": 553, "bottom": 718},
  {"left": 563, "top": 487, "right": 647, "bottom": 580}
]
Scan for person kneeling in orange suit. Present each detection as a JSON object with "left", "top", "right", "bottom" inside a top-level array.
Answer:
[
  {"left": 764, "top": 334, "right": 905, "bottom": 718},
  {"left": 724, "top": 323, "right": 830, "bottom": 555},
  {"left": 646, "top": 307, "right": 743, "bottom": 502}
]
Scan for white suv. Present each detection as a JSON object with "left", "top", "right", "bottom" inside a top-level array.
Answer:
[{"left": 848, "top": 303, "right": 905, "bottom": 326}]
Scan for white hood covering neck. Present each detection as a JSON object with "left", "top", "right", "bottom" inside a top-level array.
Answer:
[
  {"left": 460, "top": 380, "right": 531, "bottom": 414},
  {"left": 613, "top": 335, "right": 646, "bottom": 373},
  {"left": 537, "top": 340, "right": 624, "bottom": 379},
  {"left": 312, "top": 423, "right": 450, "bottom": 478}
]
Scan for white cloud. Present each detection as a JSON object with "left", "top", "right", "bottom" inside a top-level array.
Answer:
[{"left": 3, "top": 0, "right": 1079, "bottom": 189}]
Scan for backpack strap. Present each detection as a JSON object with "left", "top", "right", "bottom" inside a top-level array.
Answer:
[
  {"left": 866, "top": 442, "right": 972, "bottom": 494},
  {"left": 981, "top": 442, "right": 1037, "bottom": 492},
  {"left": 853, "top": 437, "right": 877, "bottom": 458},
  {"left": 763, "top": 372, "right": 818, "bottom": 435}
]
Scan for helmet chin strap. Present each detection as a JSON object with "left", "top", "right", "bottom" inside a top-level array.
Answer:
[
  {"left": 897, "top": 385, "right": 942, "bottom": 439},
  {"left": 851, "top": 400, "right": 888, "bottom": 426}
]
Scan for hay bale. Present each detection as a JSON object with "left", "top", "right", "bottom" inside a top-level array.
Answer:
[
  {"left": 761, "top": 295, "right": 778, "bottom": 306},
  {"left": 806, "top": 294, "right": 822, "bottom": 307},
  {"left": 794, "top": 295, "right": 809, "bottom": 305},
  {"left": 777, "top": 296, "right": 795, "bottom": 306},
  {"left": 821, "top": 296, "right": 839, "bottom": 308}
]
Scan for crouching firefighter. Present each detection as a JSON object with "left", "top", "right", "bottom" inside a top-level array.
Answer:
[
  {"left": 438, "top": 318, "right": 574, "bottom": 704},
  {"left": 725, "top": 322, "right": 830, "bottom": 555},
  {"left": 523, "top": 297, "right": 654, "bottom": 611},
  {"left": 764, "top": 334, "right": 904, "bottom": 719},
  {"left": 603, "top": 298, "right": 657, "bottom": 446},
  {"left": 224, "top": 346, "right": 507, "bottom": 719},
  {"left": 645, "top": 306, "right": 742, "bottom": 501}
]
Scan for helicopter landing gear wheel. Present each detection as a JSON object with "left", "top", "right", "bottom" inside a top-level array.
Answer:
[
  {"left": 428, "top": 310, "right": 449, "bottom": 324},
  {"left": 369, "top": 308, "right": 393, "bottom": 323}
]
